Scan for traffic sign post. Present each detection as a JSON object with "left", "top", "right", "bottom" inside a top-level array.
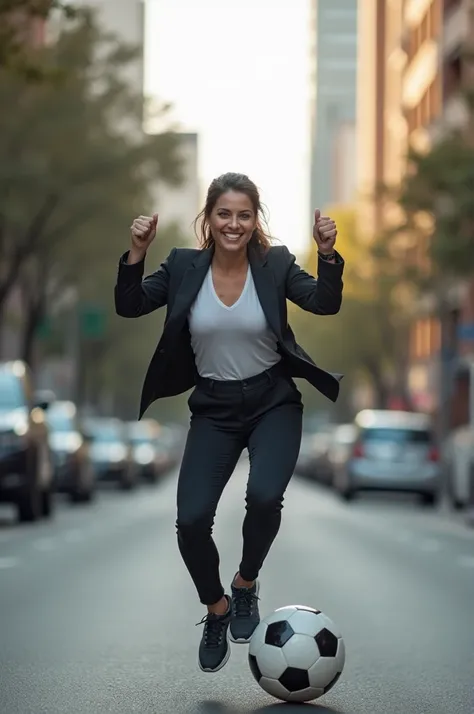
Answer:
[{"left": 79, "top": 304, "right": 106, "bottom": 340}]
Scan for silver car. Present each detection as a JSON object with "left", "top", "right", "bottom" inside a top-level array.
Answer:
[{"left": 333, "top": 410, "right": 441, "bottom": 506}]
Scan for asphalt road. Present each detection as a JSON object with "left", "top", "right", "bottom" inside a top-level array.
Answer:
[{"left": 1, "top": 462, "right": 473, "bottom": 714}]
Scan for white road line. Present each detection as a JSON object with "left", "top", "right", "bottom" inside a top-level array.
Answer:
[
  {"left": 457, "top": 555, "right": 474, "bottom": 568},
  {"left": 33, "top": 537, "right": 56, "bottom": 552},
  {"left": 0, "top": 556, "right": 20, "bottom": 569}
]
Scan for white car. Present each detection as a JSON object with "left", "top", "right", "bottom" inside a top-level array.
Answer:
[{"left": 333, "top": 410, "right": 441, "bottom": 506}]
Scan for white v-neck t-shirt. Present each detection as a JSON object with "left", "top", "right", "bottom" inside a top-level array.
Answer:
[{"left": 188, "top": 265, "right": 281, "bottom": 380}]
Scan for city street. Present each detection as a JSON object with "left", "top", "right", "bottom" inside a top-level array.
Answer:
[{"left": 1, "top": 463, "right": 473, "bottom": 714}]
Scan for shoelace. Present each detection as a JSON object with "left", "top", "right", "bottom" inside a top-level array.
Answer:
[
  {"left": 232, "top": 589, "right": 259, "bottom": 618},
  {"left": 195, "top": 613, "right": 227, "bottom": 648}
]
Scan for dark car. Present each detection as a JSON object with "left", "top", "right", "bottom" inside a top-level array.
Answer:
[
  {"left": 46, "top": 401, "right": 96, "bottom": 504},
  {"left": 0, "top": 361, "right": 54, "bottom": 522},
  {"left": 83, "top": 417, "right": 138, "bottom": 490}
]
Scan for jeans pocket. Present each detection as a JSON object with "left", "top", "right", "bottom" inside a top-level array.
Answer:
[{"left": 187, "top": 386, "right": 212, "bottom": 415}]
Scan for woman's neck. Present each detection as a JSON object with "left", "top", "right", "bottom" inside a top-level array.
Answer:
[{"left": 212, "top": 245, "right": 248, "bottom": 273}]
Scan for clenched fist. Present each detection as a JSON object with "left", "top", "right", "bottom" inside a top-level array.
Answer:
[
  {"left": 128, "top": 213, "right": 158, "bottom": 263},
  {"left": 312, "top": 208, "right": 337, "bottom": 256}
]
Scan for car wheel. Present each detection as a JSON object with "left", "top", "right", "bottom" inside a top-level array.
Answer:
[
  {"left": 119, "top": 468, "right": 135, "bottom": 491},
  {"left": 70, "top": 463, "right": 96, "bottom": 504},
  {"left": 17, "top": 483, "right": 41, "bottom": 522},
  {"left": 41, "top": 487, "right": 54, "bottom": 518},
  {"left": 420, "top": 492, "right": 438, "bottom": 507},
  {"left": 340, "top": 488, "right": 357, "bottom": 502}
]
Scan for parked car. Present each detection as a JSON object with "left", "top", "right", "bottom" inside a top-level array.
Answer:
[
  {"left": 445, "top": 425, "right": 474, "bottom": 510},
  {"left": 127, "top": 419, "right": 167, "bottom": 483},
  {"left": 333, "top": 409, "right": 441, "bottom": 506},
  {"left": 326, "top": 423, "right": 357, "bottom": 486},
  {"left": 295, "top": 428, "right": 333, "bottom": 486},
  {"left": 0, "top": 361, "right": 54, "bottom": 522},
  {"left": 83, "top": 417, "right": 138, "bottom": 490},
  {"left": 46, "top": 400, "right": 96, "bottom": 503}
]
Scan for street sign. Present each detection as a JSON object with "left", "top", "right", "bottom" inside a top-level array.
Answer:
[
  {"left": 37, "top": 316, "right": 52, "bottom": 339},
  {"left": 80, "top": 304, "right": 106, "bottom": 339}
]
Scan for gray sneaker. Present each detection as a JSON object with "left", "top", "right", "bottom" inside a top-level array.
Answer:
[
  {"left": 196, "top": 596, "right": 232, "bottom": 673},
  {"left": 229, "top": 576, "right": 260, "bottom": 644}
]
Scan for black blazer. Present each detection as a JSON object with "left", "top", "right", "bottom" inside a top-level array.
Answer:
[{"left": 114, "top": 241, "right": 344, "bottom": 419}]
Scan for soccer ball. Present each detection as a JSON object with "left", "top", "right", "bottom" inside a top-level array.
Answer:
[{"left": 248, "top": 605, "right": 345, "bottom": 703}]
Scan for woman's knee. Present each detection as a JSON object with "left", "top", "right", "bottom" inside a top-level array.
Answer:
[
  {"left": 245, "top": 490, "right": 284, "bottom": 514},
  {"left": 175, "top": 512, "right": 214, "bottom": 541}
]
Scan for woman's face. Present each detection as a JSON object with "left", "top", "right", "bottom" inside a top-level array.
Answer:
[{"left": 208, "top": 190, "right": 257, "bottom": 254}]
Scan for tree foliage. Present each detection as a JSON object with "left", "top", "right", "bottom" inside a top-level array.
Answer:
[
  {"left": 398, "top": 132, "right": 474, "bottom": 276},
  {"left": 289, "top": 206, "right": 414, "bottom": 419},
  {"left": 0, "top": 5, "right": 187, "bottom": 420},
  {"left": 0, "top": 0, "right": 76, "bottom": 81}
]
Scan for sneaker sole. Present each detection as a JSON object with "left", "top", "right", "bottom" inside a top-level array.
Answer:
[
  {"left": 229, "top": 580, "right": 260, "bottom": 645},
  {"left": 228, "top": 632, "right": 253, "bottom": 644},
  {"left": 198, "top": 630, "right": 231, "bottom": 673}
]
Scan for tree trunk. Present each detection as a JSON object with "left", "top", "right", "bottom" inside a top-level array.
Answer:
[
  {"left": 20, "top": 297, "right": 44, "bottom": 370},
  {"left": 363, "top": 356, "right": 390, "bottom": 408}
]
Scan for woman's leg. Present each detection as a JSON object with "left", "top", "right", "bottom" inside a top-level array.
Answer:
[
  {"left": 176, "top": 415, "right": 244, "bottom": 606},
  {"left": 229, "top": 397, "right": 303, "bottom": 643},
  {"left": 176, "top": 414, "right": 244, "bottom": 673}
]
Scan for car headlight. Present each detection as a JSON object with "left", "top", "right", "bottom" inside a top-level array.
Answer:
[
  {"left": 134, "top": 444, "right": 154, "bottom": 465},
  {"left": 109, "top": 444, "right": 127, "bottom": 462}
]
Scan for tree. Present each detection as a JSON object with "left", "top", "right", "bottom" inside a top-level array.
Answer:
[
  {"left": 398, "top": 134, "right": 474, "bottom": 277},
  {"left": 0, "top": 8, "right": 183, "bottom": 367},
  {"left": 289, "top": 205, "right": 415, "bottom": 419},
  {"left": 0, "top": 0, "right": 76, "bottom": 81}
]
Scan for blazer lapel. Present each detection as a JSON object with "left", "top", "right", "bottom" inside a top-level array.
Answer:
[
  {"left": 166, "top": 248, "right": 212, "bottom": 330},
  {"left": 248, "top": 243, "right": 282, "bottom": 339}
]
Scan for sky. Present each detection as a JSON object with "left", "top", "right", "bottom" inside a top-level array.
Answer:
[{"left": 144, "top": 0, "right": 312, "bottom": 255}]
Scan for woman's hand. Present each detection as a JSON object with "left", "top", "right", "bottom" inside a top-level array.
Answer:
[
  {"left": 312, "top": 208, "right": 337, "bottom": 256},
  {"left": 128, "top": 213, "right": 159, "bottom": 263}
]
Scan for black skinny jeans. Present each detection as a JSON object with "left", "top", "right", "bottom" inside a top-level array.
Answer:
[{"left": 175, "top": 362, "right": 303, "bottom": 605}]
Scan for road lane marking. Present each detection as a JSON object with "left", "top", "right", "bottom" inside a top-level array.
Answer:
[{"left": 0, "top": 557, "right": 20, "bottom": 569}]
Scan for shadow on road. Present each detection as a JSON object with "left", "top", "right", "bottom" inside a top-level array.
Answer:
[{"left": 191, "top": 701, "right": 347, "bottom": 714}]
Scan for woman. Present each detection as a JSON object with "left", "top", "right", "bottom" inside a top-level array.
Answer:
[{"left": 115, "top": 172, "right": 344, "bottom": 673}]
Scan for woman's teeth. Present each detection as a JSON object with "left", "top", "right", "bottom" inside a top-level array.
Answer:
[{"left": 223, "top": 233, "right": 241, "bottom": 241}]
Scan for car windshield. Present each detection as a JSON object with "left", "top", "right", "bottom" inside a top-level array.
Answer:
[
  {"left": 362, "top": 427, "right": 431, "bottom": 444},
  {"left": 47, "top": 413, "right": 74, "bottom": 432},
  {"left": 87, "top": 421, "right": 122, "bottom": 443},
  {"left": 0, "top": 372, "right": 23, "bottom": 410}
]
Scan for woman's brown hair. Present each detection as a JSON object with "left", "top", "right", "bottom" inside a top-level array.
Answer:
[{"left": 193, "top": 172, "right": 272, "bottom": 251}]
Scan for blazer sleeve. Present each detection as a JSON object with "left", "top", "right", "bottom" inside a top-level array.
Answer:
[
  {"left": 114, "top": 248, "right": 176, "bottom": 318},
  {"left": 284, "top": 246, "right": 344, "bottom": 315}
]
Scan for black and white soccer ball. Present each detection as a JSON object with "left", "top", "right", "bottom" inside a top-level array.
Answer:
[{"left": 248, "top": 605, "right": 345, "bottom": 703}]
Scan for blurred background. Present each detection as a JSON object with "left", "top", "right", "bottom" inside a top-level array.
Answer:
[
  {"left": 1, "top": 4, "right": 474, "bottom": 713},
  {"left": 1, "top": 0, "right": 474, "bottom": 518}
]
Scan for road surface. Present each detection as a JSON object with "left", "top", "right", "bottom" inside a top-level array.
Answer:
[{"left": 1, "top": 463, "right": 473, "bottom": 714}]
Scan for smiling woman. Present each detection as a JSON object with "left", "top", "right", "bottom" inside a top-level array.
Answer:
[
  {"left": 115, "top": 170, "right": 344, "bottom": 674},
  {"left": 195, "top": 173, "right": 272, "bottom": 253}
]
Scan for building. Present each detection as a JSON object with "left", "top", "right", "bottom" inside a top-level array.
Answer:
[
  {"left": 150, "top": 132, "right": 200, "bottom": 243},
  {"left": 355, "top": 0, "right": 474, "bottom": 424},
  {"left": 309, "top": 0, "right": 358, "bottom": 217},
  {"left": 77, "top": 0, "right": 145, "bottom": 92}
]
